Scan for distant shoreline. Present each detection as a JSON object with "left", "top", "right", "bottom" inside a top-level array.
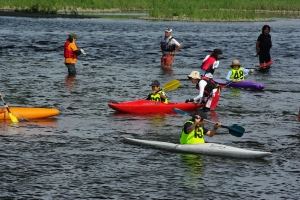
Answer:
[
  {"left": 0, "top": 10, "right": 99, "bottom": 19},
  {"left": 0, "top": 9, "right": 299, "bottom": 22}
]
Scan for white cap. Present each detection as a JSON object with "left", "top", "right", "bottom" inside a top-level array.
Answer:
[{"left": 165, "top": 28, "right": 172, "bottom": 33}]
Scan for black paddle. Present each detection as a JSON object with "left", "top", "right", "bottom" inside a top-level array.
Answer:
[{"left": 172, "top": 108, "right": 245, "bottom": 137}]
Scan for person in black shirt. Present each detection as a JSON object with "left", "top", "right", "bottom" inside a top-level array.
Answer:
[{"left": 256, "top": 25, "right": 272, "bottom": 66}]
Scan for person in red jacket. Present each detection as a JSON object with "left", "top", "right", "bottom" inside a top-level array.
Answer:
[
  {"left": 200, "top": 49, "right": 222, "bottom": 79},
  {"left": 64, "top": 33, "right": 86, "bottom": 77}
]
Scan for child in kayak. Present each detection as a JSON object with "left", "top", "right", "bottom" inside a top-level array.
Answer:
[
  {"left": 185, "top": 71, "right": 219, "bottom": 112},
  {"left": 146, "top": 80, "right": 168, "bottom": 104},
  {"left": 225, "top": 60, "right": 255, "bottom": 82},
  {"left": 180, "top": 110, "right": 221, "bottom": 144}
]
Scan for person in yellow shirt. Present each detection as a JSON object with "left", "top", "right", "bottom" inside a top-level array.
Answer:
[
  {"left": 180, "top": 110, "right": 221, "bottom": 144},
  {"left": 64, "top": 33, "right": 86, "bottom": 77}
]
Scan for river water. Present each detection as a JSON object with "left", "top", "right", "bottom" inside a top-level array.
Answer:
[{"left": 0, "top": 16, "right": 299, "bottom": 199}]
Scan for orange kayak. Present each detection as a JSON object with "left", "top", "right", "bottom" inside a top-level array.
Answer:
[{"left": 0, "top": 107, "right": 59, "bottom": 121}]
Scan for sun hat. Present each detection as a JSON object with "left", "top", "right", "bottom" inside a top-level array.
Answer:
[
  {"left": 230, "top": 59, "right": 242, "bottom": 67},
  {"left": 187, "top": 71, "right": 201, "bottom": 79},
  {"left": 68, "top": 33, "right": 77, "bottom": 39},
  {"left": 165, "top": 28, "right": 172, "bottom": 33},
  {"left": 213, "top": 49, "right": 223, "bottom": 55},
  {"left": 149, "top": 80, "right": 160, "bottom": 86}
]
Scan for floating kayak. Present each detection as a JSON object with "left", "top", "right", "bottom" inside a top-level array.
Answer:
[
  {"left": 213, "top": 79, "right": 265, "bottom": 90},
  {"left": 123, "top": 137, "right": 271, "bottom": 159},
  {"left": 0, "top": 107, "right": 59, "bottom": 120},
  {"left": 256, "top": 60, "right": 274, "bottom": 72},
  {"left": 108, "top": 100, "right": 203, "bottom": 114}
]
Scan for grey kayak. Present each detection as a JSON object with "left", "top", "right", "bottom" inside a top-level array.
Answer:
[{"left": 123, "top": 137, "right": 271, "bottom": 159}]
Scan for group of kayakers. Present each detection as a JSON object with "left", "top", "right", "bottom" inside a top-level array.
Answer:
[
  {"left": 147, "top": 25, "right": 274, "bottom": 144},
  {"left": 63, "top": 25, "right": 274, "bottom": 145}
]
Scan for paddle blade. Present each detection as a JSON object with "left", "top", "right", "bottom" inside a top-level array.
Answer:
[
  {"left": 227, "top": 125, "right": 244, "bottom": 137},
  {"left": 172, "top": 108, "right": 192, "bottom": 116},
  {"left": 8, "top": 112, "right": 19, "bottom": 123},
  {"left": 162, "top": 79, "right": 180, "bottom": 91}
]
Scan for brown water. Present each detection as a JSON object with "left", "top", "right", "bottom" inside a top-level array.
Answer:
[{"left": 0, "top": 16, "right": 299, "bottom": 199}]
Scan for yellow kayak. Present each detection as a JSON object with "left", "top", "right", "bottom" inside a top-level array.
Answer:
[{"left": 0, "top": 107, "right": 59, "bottom": 120}]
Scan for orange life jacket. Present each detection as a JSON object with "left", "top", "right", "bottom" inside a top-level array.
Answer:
[{"left": 64, "top": 41, "right": 78, "bottom": 59}]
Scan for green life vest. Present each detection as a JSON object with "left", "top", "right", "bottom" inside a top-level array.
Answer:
[
  {"left": 180, "top": 120, "right": 205, "bottom": 144},
  {"left": 149, "top": 90, "right": 168, "bottom": 104},
  {"left": 229, "top": 67, "right": 245, "bottom": 81}
]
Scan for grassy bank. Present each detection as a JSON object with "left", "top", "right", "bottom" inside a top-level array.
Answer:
[{"left": 1, "top": 0, "right": 300, "bottom": 21}]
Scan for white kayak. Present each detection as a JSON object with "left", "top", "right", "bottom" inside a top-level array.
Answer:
[{"left": 123, "top": 138, "right": 271, "bottom": 159}]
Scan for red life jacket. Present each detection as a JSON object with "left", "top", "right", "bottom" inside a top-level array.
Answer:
[
  {"left": 201, "top": 56, "right": 216, "bottom": 71},
  {"left": 64, "top": 41, "right": 78, "bottom": 59}
]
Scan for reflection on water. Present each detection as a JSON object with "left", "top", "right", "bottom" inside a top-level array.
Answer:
[
  {"left": 179, "top": 154, "right": 204, "bottom": 189},
  {"left": 228, "top": 88, "right": 241, "bottom": 97},
  {"left": 0, "top": 118, "right": 58, "bottom": 135},
  {"left": 111, "top": 113, "right": 170, "bottom": 135},
  {"left": 65, "top": 76, "right": 77, "bottom": 91},
  {"left": 208, "top": 110, "right": 220, "bottom": 122}
]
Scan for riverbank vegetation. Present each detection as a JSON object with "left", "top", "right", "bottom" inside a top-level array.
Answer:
[{"left": 1, "top": 0, "right": 300, "bottom": 21}]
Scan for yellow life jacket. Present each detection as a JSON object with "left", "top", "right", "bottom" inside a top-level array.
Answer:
[
  {"left": 180, "top": 120, "right": 205, "bottom": 144},
  {"left": 149, "top": 90, "right": 168, "bottom": 104},
  {"left": 229, "top": 67, "right": 245, "bottom": 81}
]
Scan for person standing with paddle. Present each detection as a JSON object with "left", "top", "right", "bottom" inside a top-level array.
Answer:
[
  {"left": 160, "top": 28, "right": 181, "bottom": 70},
  {"left": 185, "top": 71, "right": 219, "bottom": 112},
  {"left": 256, "top": 25, "right": 272, "bottom": 69},
  {"left": 64, "top": 33, "right": 86, "bottom": 77},
  {"left": 180, "top": 110, "right": 221, "bottom": 144},
  {"left": 146, "top": 80, "right": 168, "bottom": 104}
]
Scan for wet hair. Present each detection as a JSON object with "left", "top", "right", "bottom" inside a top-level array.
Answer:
[
  {"left": 210, "top": 52, "right": 218, "bottom": 60},
  {"left": 67, "top": 37, "right": 73, "bottom": 42},
  {"left": 192, "top": 110, "right": 207, "bottom": 121},
  {"left": 210, "top": 49, "right": 222, "bottom": 60},
  {"left": 262, "top": 25, "right": 271, "bottom": 33}
]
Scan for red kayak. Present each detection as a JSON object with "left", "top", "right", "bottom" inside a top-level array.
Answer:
[{"left": 108, "top": 100, "right": 203, "bottom": 113}]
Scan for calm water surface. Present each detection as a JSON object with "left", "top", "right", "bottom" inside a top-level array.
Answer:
[{"left": 0, "top": 16, "right": 299, "bottom": 199}]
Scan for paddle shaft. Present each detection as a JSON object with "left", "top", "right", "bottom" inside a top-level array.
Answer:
[
  {"left": 225, "top": 73, "right": 249, "bottom": 87},
  {"left": 0, "top": 95, "right": 12, "bottom": 113},
  {"left": 0, "top": 95, "right": 19, "bottom": 122},
  {"left": 204, "top": 118, "right": 228, "bottom": 128},
  {"left": 172, "top": 108, "right": 245, "bottom": 137}
]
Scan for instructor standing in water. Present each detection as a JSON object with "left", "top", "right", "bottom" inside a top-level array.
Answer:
[
  {"left": 160, "top": 28, "right": 181, "bottom": 70},
  {"left": 256, "top": 25, "right": 272, "bottom": 66},
  {"left": 64, "top": 33, "right": 86, "bottom": 77}
]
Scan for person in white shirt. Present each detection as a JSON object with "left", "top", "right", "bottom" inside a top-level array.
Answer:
[
  {"left": 160, "top": 28, "right": 181, "bottom": 70},
  {"left": 185, "top": 71, "right": 220, "bottom": 112}
]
